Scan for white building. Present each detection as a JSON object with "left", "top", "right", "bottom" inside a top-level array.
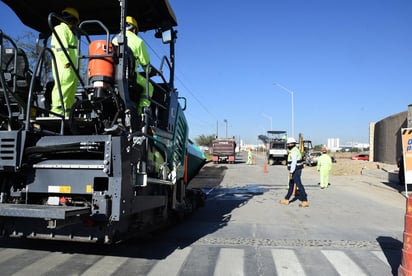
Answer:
[{"left": 327, "top": 138, "right": 340, "bottom": 151}]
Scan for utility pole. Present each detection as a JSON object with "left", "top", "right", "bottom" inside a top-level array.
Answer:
[
  {"left": 262, "top": 113, "right": 273, "bottom": 131},
  {"left": 273, "top": 82, "right": 295, "bottom": 138}
]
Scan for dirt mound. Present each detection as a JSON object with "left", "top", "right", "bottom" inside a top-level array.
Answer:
[
  {"left": 331, "top": 158, "right": 380, "bottom": 176},
  {"left": 328, "top": 152, "right": 396, "bottom": 176}
]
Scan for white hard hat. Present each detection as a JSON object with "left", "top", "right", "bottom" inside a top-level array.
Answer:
[{"left": 286, "top": 137, "right": 296, "bottom": 144}]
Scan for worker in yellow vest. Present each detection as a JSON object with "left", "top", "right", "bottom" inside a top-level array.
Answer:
[
  {"left": 50, "top": 7, "right": 80, "bottom": 116},
  {"left": 317, "top": 147, "right": 332, "bottom": 189},
  {"left": 112, "top": 16, "right": 154, "bottom": 116},
  {"left": 246, "top": 148, "right": 253, "bottom": 165},
  {"left": 280, "top": 137, "right": 309, "bottom": 207}
]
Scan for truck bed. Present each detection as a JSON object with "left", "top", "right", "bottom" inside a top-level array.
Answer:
[{"left": 212, "top": 138, "right": 236, "bottom": 164}]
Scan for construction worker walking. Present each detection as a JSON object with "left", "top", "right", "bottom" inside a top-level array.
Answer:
[
  {"left": 280, "top": 137, "right": 309, "bottom": 207},
  {"left": 50, "top": 7, "right": 80, "bottom": 116},
  {"left": 112, "top": 16, "right": 154, "bottom": 116},
  {"left": 246, "top": 148, "right": 253, "bottom": 165},
  {"left": 317, "top": 147, "right": 332, "bottom": 189}
]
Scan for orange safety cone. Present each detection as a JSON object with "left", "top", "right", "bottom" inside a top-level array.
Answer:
[
  {"left": 399, "top": 195, "right": 412, "bottom": 275},
  {"left": 263, "top": 162, "right": 268, "bottom": 173}
]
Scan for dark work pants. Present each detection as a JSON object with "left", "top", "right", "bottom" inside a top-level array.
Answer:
[{"left": 285, "top": 169, "right": 307, "bottom": 202}]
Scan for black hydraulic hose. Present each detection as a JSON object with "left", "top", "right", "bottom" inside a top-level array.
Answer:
[
  {"left": 25, "top": 144, "right": 80, "bottom": 155},
  {"left": 24, "top": 142, "right": 103, "bottom": 157}
]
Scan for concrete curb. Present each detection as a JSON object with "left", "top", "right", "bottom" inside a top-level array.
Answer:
[
  {"left": 360, "top": 168, "right": 405, "bottom": 195},
  {"left": 361, "top": 168, "right": 399, "bottom": 183}
]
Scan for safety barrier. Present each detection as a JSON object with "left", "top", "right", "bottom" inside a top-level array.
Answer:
[{"left": 399, "top": 195, "right": 412, "bottom": 275}]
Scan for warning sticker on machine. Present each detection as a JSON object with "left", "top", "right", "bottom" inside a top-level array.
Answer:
[{"left": 48, "top": 186, "right": 71, "bottom": 193}]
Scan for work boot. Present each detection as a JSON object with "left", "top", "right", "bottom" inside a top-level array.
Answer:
[
  {"left": 299, "top": 201, "right": 309, "bottom": 207},
  {"left": 280, "top": 199, "right": 289, "bottom": 205}
]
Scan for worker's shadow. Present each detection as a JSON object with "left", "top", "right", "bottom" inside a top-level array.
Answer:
[
  {"left": 289, "top": 197, "right": 299, "bottom": 203},
  {"left": 376, "top": 236, "right": 402, "bottom": 275},
  {"left": 288, "top": 188, "right": 304, "bottom": 203}
]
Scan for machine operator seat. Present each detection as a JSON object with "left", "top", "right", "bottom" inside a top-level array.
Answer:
[
  {"left": 124, "top": 46, "right": 143, "bottom": 103},
  {"left": 1, "top": 47, "right": 31, "bottom": 104},
  {"left": 0, "top": 47, "right": 32, "bottom": 125}
]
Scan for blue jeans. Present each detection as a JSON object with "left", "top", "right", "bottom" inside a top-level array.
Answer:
[{"left": 285, "top": 169, "right": 307, "bottom": 202}]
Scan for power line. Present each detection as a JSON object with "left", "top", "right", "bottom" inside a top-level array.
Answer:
[{"left": 144, "top": 37, "right": 217, "bottom": 121}]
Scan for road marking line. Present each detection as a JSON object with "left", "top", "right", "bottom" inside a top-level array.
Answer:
[
  {"left": 81, "top": 256, "right": 128, "bottom": 276},
  {"left": 147, "top": 247, "right": 191, "bottom": 276},
  {"left": 322, "top": 250, "right": 367, "bottom": 276},
  {"left": 214, "top": 248, "right": 244, "bottom": 276},
  {"left": 271, "top": 248, "right": 306, "bottom": 276},
  {"left": 371, "top": 250, "right": 390, "bottom": 266},
  {"left": 11, "top": 252, "right": 72, "bottom": 276}
]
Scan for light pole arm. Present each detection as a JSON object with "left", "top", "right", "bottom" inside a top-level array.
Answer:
[
  {"left": 272, "top": 82, "right": 294, "bottom": 138},
  {"left": 262, "top": 113, "right": 273, "bottom": 131},
  {"left": 273, "top": 82, "right": 293, "bottom": 95}
]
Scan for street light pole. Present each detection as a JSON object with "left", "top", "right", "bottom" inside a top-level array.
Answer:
[
  {"left": 224, "top": 119, "right": 228, "bottom": 138},
  {"left": 262, "top": 113, "right": 273, "bottom": 131},
  {"left": 273, "top": 82, "right": 294, "bottom": 138}
]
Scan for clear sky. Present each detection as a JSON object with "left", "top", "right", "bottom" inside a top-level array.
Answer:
[{"left": 1, "top": 0, "right": 411, "bottom": 146}]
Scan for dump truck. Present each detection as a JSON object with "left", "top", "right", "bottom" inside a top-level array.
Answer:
[{"left": 212, "top": 137, "right": 236, "bottom": 164}]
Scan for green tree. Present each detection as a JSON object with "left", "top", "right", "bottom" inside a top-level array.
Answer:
[
  {"left": 195, "top": 134, "right": 215, "bottom": 147},
  {"left": 313, "top": 144, "right": 323, "bottom": 151},
  {"left": 13, "top": 30, "right": 53, "bottom": 86},
  {"left": 14, "top": 31, "right": 39, "bottom": 67},
  {"left": 14, "top": 30, "right": 88, "bottom": 88}
]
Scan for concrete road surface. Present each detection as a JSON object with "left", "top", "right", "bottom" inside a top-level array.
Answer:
[
  {"left": 0, "top": 151, "right": 406, "bottom": 275},
  {"left": 180, "top": 151, "right": 406, "bottom": 275}
]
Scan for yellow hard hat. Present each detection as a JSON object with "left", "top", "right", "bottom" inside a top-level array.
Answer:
[
  {"left": 62, "top": 7, "right": 80, "bottom": 24},
  {"left": 126, "top": 16, "right": 138, "bottom": 31}
]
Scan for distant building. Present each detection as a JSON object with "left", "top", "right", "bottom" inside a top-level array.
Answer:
[
  {"left": 327, "top": 138, "right": 369, "bottom": 152},
  {"left": 350, "top": 142, "right": 369, "bottom": 150},
  {"left": 327, "top": 138, "right": 340, "bottom": 151}
]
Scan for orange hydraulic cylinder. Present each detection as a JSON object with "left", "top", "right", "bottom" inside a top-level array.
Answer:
[{"left": 88, "top": 40, "right": 114, "bottom": 84}]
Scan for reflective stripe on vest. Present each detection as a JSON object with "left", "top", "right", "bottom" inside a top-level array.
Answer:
[
  {"left": 287, "top": 147, "right": 304, "bottom": 170},
  {"left": 52, "top": 45, "right": 77, "bottom": 52}
]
